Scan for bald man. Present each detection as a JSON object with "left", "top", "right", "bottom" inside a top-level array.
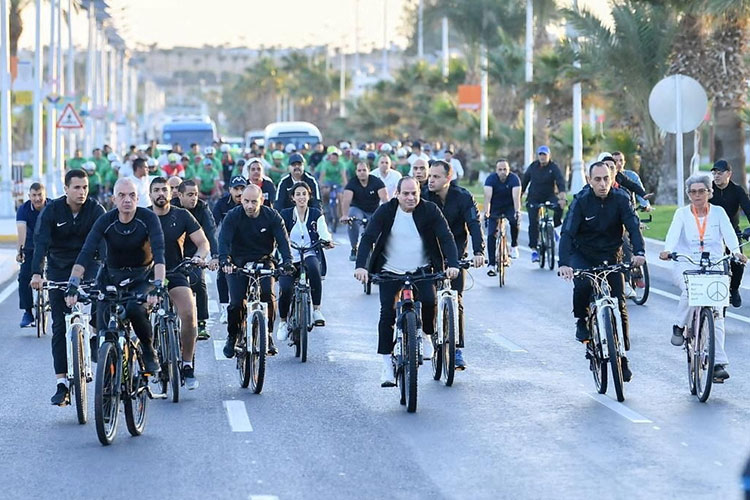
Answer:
[{"left": 218, "top": 184, "right": 294, "bottom": 358}]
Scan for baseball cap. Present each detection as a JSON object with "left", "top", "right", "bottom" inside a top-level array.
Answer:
[
  {"left": 229, "top": 175, "right": 247, "bottom": 188},
  {"left": 711, "top": 159, "right": 730, "bottom": 172},
  {"left": 288, "top": 153, "right": 305, "bottom": 165},
  {"left": 537, "top": 145, "right": 550, "bottom": 155}
]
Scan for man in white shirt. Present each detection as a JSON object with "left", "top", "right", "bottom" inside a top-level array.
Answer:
[
  {"left": 444, "top": 149, "right": 464, "bottom": 181},
  {"left": 407, "top": 141, "right": 430, "bottom": 167},
  {"left": 371, "top": 154, "right": 402, "bottom": 199},
  {"left": 130, "top": 158, "right": 153, "bottom": 208}
]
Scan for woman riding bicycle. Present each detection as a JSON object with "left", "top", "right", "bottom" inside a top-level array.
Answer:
[
  {"left": 277, "top": 182, "right": 333, "bottom": 341},
  {"left": 659, "top": 173, "right": 747, "bottom": 382}
]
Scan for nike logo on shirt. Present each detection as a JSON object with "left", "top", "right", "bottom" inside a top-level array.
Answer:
[
  {"left": 56, "top": 222, "right": 67, "bottom": 227},
  {"left": 585, "top": 216, "right": 595, "bottom": 221}
]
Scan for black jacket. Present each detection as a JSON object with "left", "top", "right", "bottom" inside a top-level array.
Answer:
[
  {"left": 173, "top": 198, "right": 218, "bottom": 257},
  {"left": 274, "top": 172, "right": 321, "bottom": 212},
  {"left": 32, "top": 196, "right": 106, "bottom": 274},
  {"left": 212, "top": 194, "right": 238, "bottom": 227},
  {"left": 355, "top": 198, "right": 459, "bottom": 273},
  {"left": 710, "top": 180, "right": 750, "bottom": 233},
  {"left": 559, "top": 187, "right": 644, "bottom": 267},
  {"left": 218, "top": 205, "right": 293, "bottom": 267},
  {"left": 521, "top": 160, "right": 566, "bottom": 202},
  {"left": 422, "top": 184, "right": 485, "bottom": 257}
]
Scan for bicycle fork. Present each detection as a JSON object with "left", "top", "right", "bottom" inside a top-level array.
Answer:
[
  {"left": 593, "top": 298, "right": 626, "bottom": 360},
  {"left": 435, "top": 288, "right": 458, "bottom": 347}
]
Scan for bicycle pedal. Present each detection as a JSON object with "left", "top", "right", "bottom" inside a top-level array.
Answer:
[{"left": 712, "top": 377, "right": 725, "bottom": 384}]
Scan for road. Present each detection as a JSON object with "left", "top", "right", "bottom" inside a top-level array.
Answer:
[{"left": 2, "top": 231, "right": 750, "bottom": 500}]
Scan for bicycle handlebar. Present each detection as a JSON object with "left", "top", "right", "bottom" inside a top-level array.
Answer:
[
  {"left": 343, "top": 216, "right": 368, "bottom": 226},
  {"left": 572, "top": 262, "right": 632, "bottom": 278},
  {"left": 167, "top": 258, "right": 209, "bottom": 274}
]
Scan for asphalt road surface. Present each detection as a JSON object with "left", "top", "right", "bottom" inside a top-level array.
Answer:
[{"left": 3, "top": 230, "right": 750, "bottom": 500}]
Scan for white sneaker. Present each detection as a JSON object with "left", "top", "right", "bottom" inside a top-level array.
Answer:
[
  {"left": 312, "top": 309, "right": 325, "bottom": 326},
  {"left": 422, "top": 336, "right": 433, "bottom": 359},
  {"left": 276, "top": 320, "right": 288, "bottom": 341},
  {"left": 624, "top": 283, "right": 636, "bottom": 299},
  {"left": 510, "top": 247, "right": 519, "bottom": 259},
  {"left": 380, "top": 355, "right": 396, "bottom": 387},
  {"left": 219, "top": 304, "right": 228, "bottom": 324}
]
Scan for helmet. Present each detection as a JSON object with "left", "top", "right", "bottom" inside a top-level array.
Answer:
[
  {"left": 167, "top": 153, "right": 179, "bottom": 163},
  {"left": 328, "top": 148, "right": 341, "bottom": 156},
  {"left": 203, "top": 146, "right": 216, "bottom": 155},
  {"left": 390, "top": 140, "right": 402, "bottom": 149},
  {"left": 358, "top": 150, "right": 368, "bottom": 160},
  {"left": 271, "top": 151, "right": 285, "bottom": 160},
  {"left": 339, "top": 141, "right": 351, "bottom": 150},
  {"left": 379, "top": 143, "right": 393, "bottom": 153},
  {"left": 220, "top": 144, "right": 231, "bottom": 153},
  {"left": 284, "top": 143, "right": 297, "bottom": 154},
  {"left": 326, "top": 145, "right": 338, "bottom": 155},
  {"left": 396, "top": 147, "right": 407, "bottom": 158},
  {"left": 82, "top": 161, "right": 96, "bottom": 172},
  {"left": 367, "top": 152, "right": 377, "bottom": 160},
  {"left": 202, "top": 158, "right": 214, "bottom": 166},
  {"left": 107, "top": 153, "right": 119, "bottom": 162},
  {"left": 110, "top": 161, "right": 122, "bottom": 170}
]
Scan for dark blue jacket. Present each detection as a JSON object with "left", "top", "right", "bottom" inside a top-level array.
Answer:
[{"left": 280, "top": 206, "right": 328, "bottom": 276}]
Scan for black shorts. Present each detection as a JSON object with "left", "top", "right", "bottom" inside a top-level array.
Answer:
[{"left": 166, "top": 271, "right": 190, "bottom": 290}]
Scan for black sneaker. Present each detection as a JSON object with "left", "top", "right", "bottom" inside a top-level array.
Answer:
[
  {"left": 713, "top": 364, "right": 730, "bottom": 382},
  {"left": 50, "top": 383, "right": 70, "bottom": 406},
  {"left": 268, "top": 336, "right": 278, "bottom": 356},
  {"left": 182, "top": 365, "right": 199, "bottom": 390},
  {"left": 197, "top": 321, "right": 210, "bottom": 340},
  {"left": 671, "top": 325, "right": 685, "bottom": 346},
  {"left": 90, "top": 336, "right": 98, "bottom": 363},
  {"left": 141, "top": 347, "right": 161, "bottom": 374},
  {"left": 731, "top": 289, "right": 742, "bottom": 308},
  {"left": 576, "top": 320, "right": 591, "bottom": 343},
  {"left": 349, "top": 249, "right": 357, "bottom": 262},
  {"left": 621, "top": 357, "right": 632, "bottom": 382},
  {"left": 223, "top": 335, "right": 237, "bottom": 358}
]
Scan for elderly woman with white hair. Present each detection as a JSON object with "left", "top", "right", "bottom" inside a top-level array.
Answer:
[{"left": 659, "top": 173, "right": 747, "bottom": 382}]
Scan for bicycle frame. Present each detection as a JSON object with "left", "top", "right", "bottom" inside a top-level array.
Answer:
[
  {"left": 434, "top": 278, "right": 459, "bottom": 347},
  {"left": 393, "top": 283, "right": 424, "bottom": 363},
  {"left": 576, "top": 266, "right": 628, "bottom": 361},
  {"left": 66, "top": 301, "right": 93, "bottom": 384}
]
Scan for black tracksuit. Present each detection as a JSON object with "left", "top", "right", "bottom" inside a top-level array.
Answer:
[
  {"left": 522, "top": 160, "right": 566, "bottom": 248},
  {"left": 710, "top": 180, "right": 750, "bottom": 293}
]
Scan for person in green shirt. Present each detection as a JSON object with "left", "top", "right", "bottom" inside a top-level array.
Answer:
[
  {"left": 195, "top": 158, "right": 221, "bottom": 200},
  {"left": 268, "top": 150, "right": 287, "bottom": 185},
  {"left": 67, "top": 149, "right": 86, "bottom": 170},
  {"left": 394, "top": 148, "right": 411, "bottom": 176},
  {"left": 82, "top": 161, "right": 102, "bottom": 198},
  {"left": 316, "top": 150, "right": 347, "bottom": 187}
]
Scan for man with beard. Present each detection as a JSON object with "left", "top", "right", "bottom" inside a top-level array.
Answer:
[{"left": 275, "top": 153, "right": 321, "bottom": 211}]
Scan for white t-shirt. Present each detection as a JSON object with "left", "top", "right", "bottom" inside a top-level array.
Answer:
[
  {"left": 131, "top": 174, "right": 153, "bottom": 208},
  {"left": 288, "top": 208, "right": 331, "bottom": 263},
  {"left": 449, "top": 158, "right": 464, "bottom": 179},
  {"left": 371, "top": 169, "right": 402, "bottom": 199},
  {"left": 382, "top": 207, "right": 429, "bottom": 274},
  {"left": 407, "top": 152, "right": 430, "bottom": 166}
]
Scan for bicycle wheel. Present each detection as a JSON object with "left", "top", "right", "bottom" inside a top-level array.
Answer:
[
  {"left": 431, "top": 331, "right": 442, "bottom": 381},
  {"left": 36, "top": 292, "right": 46, "bottom": 338},
  {"left": 300, "top": 294, "right": 310, "bottom": 363},
  {"left": 155, "top": 322, "right": 169, "bottom": 395},
  {"left": 441, "top": 300, "right": 456, "bottom": 387},
  {"left": 498, "top": 232, "right": 507, "bottom": 287},
  {"left": 94, "top": 341, "right": 120, "bottom": 446},
  {"left": 124, "top": 345, "right": 148, "bottom": 436},
  {"left": 290, "top": 300, "right": 301, "bottom": 358},
  {"left": 546, "top": 224, "right": 555, "bottom": 271},
  {"left": 238, "top": 313, "right": 252, "bottom": 388},
  {"left": 694, "top": 307, "right": 715, "bottom": 403},
  {"left": 538, "top": 222, "right": 546, "bottom": 269},
  {"left": 603, "top": 308, "right": 625, "bottom": 402},
  {"left": 71, "top": 325, "right": 88, "bottom": 425},
  {"left": 588, "top": 314, "right": 608, "bottom": 394},
  {"left": 167, "top": 321, "right": 181, "bottom": 403},
  {"left": 686, "top": 334, "right": 697, "bottom": 396},
  {"left": 630, "top": 262, "right": 650, "bottom": 306},
  {"left": 249, "top": 310, "right": 267, "bottom": 394},
  {"left": 404, "top": 311, "right": 419, "bottom": 413}
]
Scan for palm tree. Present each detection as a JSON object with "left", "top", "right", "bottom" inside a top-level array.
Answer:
[{"left": 9, "top": 0, "right": 32, "bottom": 58}]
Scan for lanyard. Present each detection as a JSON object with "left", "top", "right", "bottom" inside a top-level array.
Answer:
[{"left": 691, "top": 204, "right": 710, "bottom": 250}]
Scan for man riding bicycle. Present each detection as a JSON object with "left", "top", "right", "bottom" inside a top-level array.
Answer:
[
  {"left": 424, "top": 160, "right": 484, "bottom": 370},
  {"left": 340, "top": 161, "right": 388, "bottom": 261},
  {"left": 275, "top": 153, "right": 321, "bottom": 212},
  {"left": 149, "top": 177, "right": 211, "bottom": 390},
  {"left": 354, "top": 177, "right": 459, "bottom": 387},
  {"left": 557, "top": 161, "right": 646, "bottom": 382},
  {"left": 66, "top": 177, "right": 166, "bottom": 376},
  {"left": 484, "top": 159, "right": 522, "bottom": 274},
  {"left": 219, "top": 184, "right": 294, "bottom": 358}
]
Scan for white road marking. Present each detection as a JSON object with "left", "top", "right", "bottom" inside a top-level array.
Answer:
[
  {"left": 585, "top": 393, "right": 653, "bottom": 423},
  {"left": 224, "top": 400, "right": 253, "bottom": 432},
  {"left": 214, "top": 340, "right": 229, "bottom": 360},
  {"left": 327, "top": 350, "right": 380, "bottom": 362},
  {"left": 681, "top": 442, "right": 688, "bottom": 447},
  {"left": 650, "top": 288, "right": 750, "bottom": 325},
  {"left": 485, "top": 333, "right": 527, "bottom": 353},
  {"left": 208, "top": 300, "right": 219, "bottom": 313},
  {"left": 0, "top": 280, "right": 18, "bottom": 304},
  {"left": 248, "top": 496, "right": 278, "bottom": 500}
]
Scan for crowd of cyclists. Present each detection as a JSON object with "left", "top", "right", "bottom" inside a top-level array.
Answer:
[{"left": 14, "top": 136, "right": 750, "bottom": 405}]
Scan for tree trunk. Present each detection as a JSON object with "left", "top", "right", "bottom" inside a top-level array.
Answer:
[
  {"left": 713, "top": 105, "right": 747, "bottom": 189},
  {"left": 654, "top": 132, "right": 694, "bottom": 205},
  {"left": 9, "top": 2, "right": 23, "bottom": 58}
]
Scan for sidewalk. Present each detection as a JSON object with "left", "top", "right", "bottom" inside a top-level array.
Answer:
[{"left": 0, "top": 217, "right": 16, "bottom": 244}]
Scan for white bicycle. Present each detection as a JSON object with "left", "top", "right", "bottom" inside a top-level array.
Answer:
[{"left": 431, "top": 260, "right": 471, "bottom": 387}]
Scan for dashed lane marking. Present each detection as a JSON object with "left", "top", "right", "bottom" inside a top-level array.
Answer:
[
  {"left": 586, "top": 393, "right": 653, "bottom": 423},
  {"left": 327, "top": 350, "right": 380, "bottom": 362},
  {"left": 214, "top": 340, "right": 230, "bottom": 361},
  {"left": 0, "top": 280, "right": 18, "bottom": 304},
  {"left": 224, "top": 400, "right": 253, "bottom": 432}
]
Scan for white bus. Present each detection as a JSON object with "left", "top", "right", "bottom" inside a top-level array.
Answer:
[{"left": 263, "top": 121, "right": 322, "bottom": 149}]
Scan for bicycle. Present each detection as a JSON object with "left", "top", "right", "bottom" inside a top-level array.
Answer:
[
  {"left": 431, "top": 260, "right": 471, "bottom": 386},
  {"left": 35, "top": 284, "right": 50, "bottom": 338},
  {"left": 627, "top": 213, "right": 652, "bottom": 306},
  {"left": 486, "top": 215, "right": 511, "bottom": 287},
  {"left": 323, "top": 184, "right": 341, "bottom": 233},
  {"left": 287, "top": 241, "right": 328, "bottom": 362},
  {"left": 93, "top": 283, "right": 166, "bottom": 446},
  {"left": 667, "top": 250, "right": 740, "bottom": 402},
  {"left": 574, "top": 262, "right": 631, "bottom": 402},
  {"left": 345, "top": 216, "right": 373, "bottom": 294},
  {"left": 48, "top": 280, "right": 97, "bottom": 424},
  {"left": 228, "top": 261, "right": 283, "bottom": 393},
  {"left": 530, "top": 201, "right": 557, "bottom": 271},
  {"left": 371, "top": 267, "right": 444, "bottom": 413}
]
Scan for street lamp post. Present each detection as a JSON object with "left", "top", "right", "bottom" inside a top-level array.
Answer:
[
  {"left": 0, "top": 0, "right": 14, "bottom": 216},
  {"left": 32, "top": 0, "right": 44, "bottom": 181},
  {"left": 570, "top": 0, "right": 585, "bottom": 192},
  {"left": 524, "top": 0, "right": 534, "bottom": 166},
  {"left": 45, "top": 0, "right": 58, "bottom": 196}
]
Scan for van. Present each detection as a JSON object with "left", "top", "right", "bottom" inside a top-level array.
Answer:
[
  {"left": 162, "top": 118, "right": 217, "bottom": 151},
  {"left": 245, "top": 129, "right": 265, "bottom": 149},
  {"left": 264, "top": 121, "right": 322, "bottom": 150}
]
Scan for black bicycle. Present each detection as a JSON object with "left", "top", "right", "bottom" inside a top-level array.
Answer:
[
  {"left": 574, "top": 262, "right": 631, "bottom": 402},
  {"left": 530, "top": 201, "right": 557, "bottom": 271},
  {"left": 345, "top": 216, "right": 372, "bottom": 294},
  {"left": 627, "top": 213, "right": 652, "bottom": 306},
  {"left": 35, "top": 283, "right": 50, "bottom": 337},
  {"left": 372, "top": 266, "right": 444, "bottom": 413},
  {"left": 93, "top": 283, "right": 165, "bottom": 445},
  {"left": 287, "top": 241, "right": 329, "bottom": 362},
  {"left": 229, "top": 261, "right": 283, "bottom": 393}
]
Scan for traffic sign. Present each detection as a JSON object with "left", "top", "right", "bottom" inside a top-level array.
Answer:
[{"left": 56, "top": 103, "right": 84, "bottom": 129}]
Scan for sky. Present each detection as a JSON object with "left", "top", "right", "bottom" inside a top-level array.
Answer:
[{"left": 18, "top": 0, "right": 611, "bottom": 52}]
